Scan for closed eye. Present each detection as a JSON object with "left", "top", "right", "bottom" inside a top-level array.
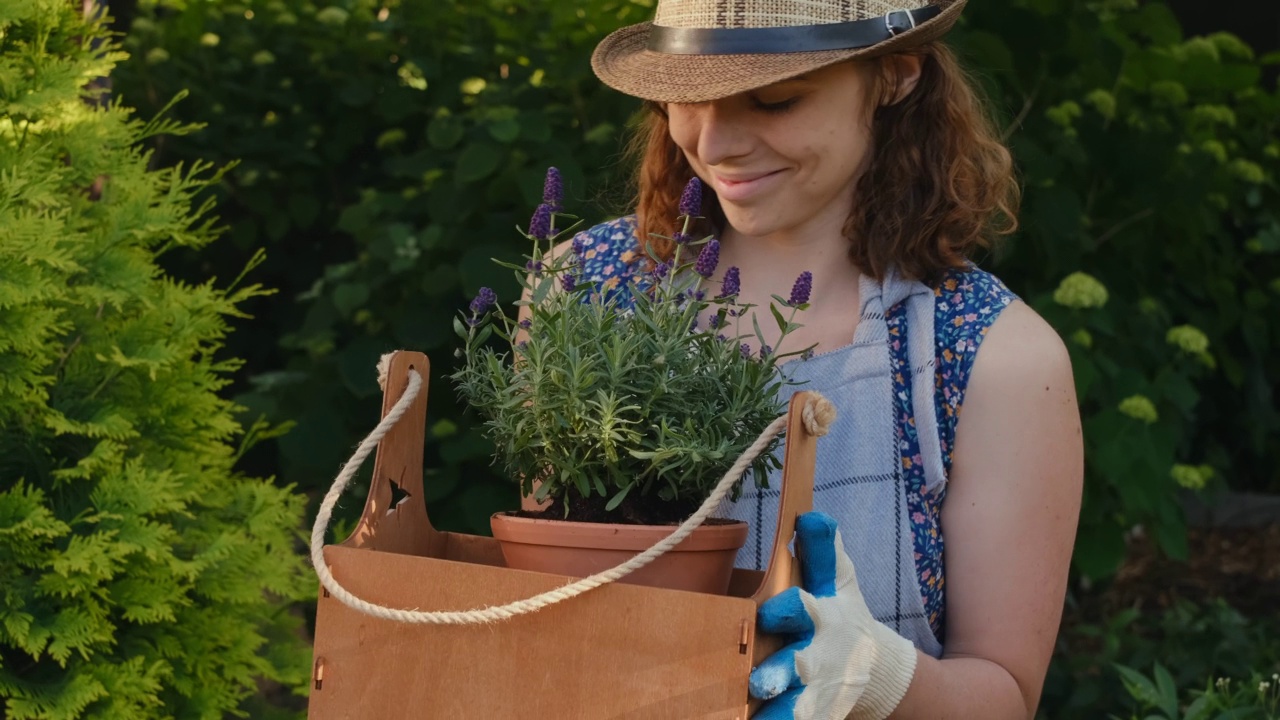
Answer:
[{"left": 752, "top": 96, "right": 800, "bottom": 114}]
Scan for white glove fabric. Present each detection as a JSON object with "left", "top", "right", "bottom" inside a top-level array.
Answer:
[{"left": 749, "top": 512, "right": 919, "bottom": 720}]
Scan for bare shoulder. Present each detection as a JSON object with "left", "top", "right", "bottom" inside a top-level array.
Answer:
[
  {"left": 962, "top": 298, "right": 1081, "bottom": 470},
  {"left": 549, "top": 236, "right": 577, "bottom": 263},
  {"left": 954, "top": 297, "right": 1081, "bottom": 492},
  {"left": 973, "top": 299, "right": 1074, "bottom": 388}
]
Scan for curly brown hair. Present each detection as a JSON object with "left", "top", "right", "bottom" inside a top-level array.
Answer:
[{"left": 626, "top": 42, "right": 1019, "bottom": 285}]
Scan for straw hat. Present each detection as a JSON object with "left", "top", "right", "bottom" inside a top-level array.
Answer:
[{"left": 592, "top": 0, "right": 966, "bottom": 104}]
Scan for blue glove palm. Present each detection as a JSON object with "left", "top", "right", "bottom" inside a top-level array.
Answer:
[{"left": 749, "top": 512, "right": 918, "bottom": 720}]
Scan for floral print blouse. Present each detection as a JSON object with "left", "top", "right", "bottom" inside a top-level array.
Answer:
[{"left": 569, "top": 215, "right": 1017, "bottom": 640}]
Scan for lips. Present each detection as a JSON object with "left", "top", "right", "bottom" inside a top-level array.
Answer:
[{"left": 711, "top": 169, "right": 785, "bottom": 203}]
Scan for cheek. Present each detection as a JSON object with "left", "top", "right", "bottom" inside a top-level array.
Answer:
[
  {"left": 666, "top": 112, "right": 700, "bottom": 159},
  {"left": 783, "top": 123, "right": 868, "bottom": 192},
  {"left": 822, "top": 109, "right": 874, "bottom": 173}
]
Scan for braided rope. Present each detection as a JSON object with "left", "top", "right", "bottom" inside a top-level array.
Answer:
[{"left": 311, "top": 367, "right": 835, "bottom": 625}]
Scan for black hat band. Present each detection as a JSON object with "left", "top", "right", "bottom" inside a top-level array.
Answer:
[{"left": 647, "top": 6, "right": 942, "bottom": 55}]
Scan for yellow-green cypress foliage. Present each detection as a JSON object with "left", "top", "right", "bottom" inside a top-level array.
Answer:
[{"left": 0, "top": 2, "right": 312, "bottom": 717}]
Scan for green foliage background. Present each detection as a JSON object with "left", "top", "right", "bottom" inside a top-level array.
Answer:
[
  {"left": 959, "top": 0, "right": 1280, "bottom": 577},
  {"left": 0, "top": 1, "right": 311, "bottom": 717},
  {"left": 1044, "top": 600, "right": 1280, "bottom": 718}
]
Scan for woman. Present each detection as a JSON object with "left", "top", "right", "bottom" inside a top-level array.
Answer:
[{"left": 548, "top": 1, "right": 1082, "bottom": 717}]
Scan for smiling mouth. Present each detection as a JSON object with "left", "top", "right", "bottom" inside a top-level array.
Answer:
[
  {"left": 716, "top": 170, "right": 782, "bottom": 185},
  {"left": 710, "top": 169, "right": 786, "bottom": 201}
]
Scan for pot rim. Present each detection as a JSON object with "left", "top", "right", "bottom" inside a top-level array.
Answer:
[{"left": 490, "top": 511, "right": 748, "bottom": 552}]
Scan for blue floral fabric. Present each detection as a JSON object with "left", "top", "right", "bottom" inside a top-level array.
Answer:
[
  {"left": 569, "top": 215, "right": 1017, "bottom": 640},
  {"left": 570, "top": 215, "right": 649, "bottom": 305}
]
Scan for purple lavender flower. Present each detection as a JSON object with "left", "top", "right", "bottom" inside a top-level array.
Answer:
[
  {"left": 708, "top": 315, "right": 721, "bottom": 329},
  {"left": 679, "top": 177, "right": 703, "bottom": 217},
  {"left": 542, "top": 167, "right": 563, "bottom": 211},
  {"left": 672, "top": 232, "right": 691, "bottom": 245},
  {"left": 694, "top": 238, "right": 720, "bottom": 278},
  {"left": 528, "top": 203, "right": 552, "bottom": 240},
  {"left": 469, "top": 287, "right": 497, "bottom": 316},
  {"left": 572, "top": 232, "right": 590, "bottom": 256},
  {"left": 517, "top": 340, "right": 528, "bottom": 351},
  {"left": 720, "top": 266, "right": 741, "bottom": 298},
  {"left": 694, "top": 290, "right": 706, "bottom": 302},
  {"left": 518, "top": 318, "right": 532, "bottom": 330},
  {"left": 465, "top": 285, "right": 494, "bottom": 322},
  {"left": 801, "top": 348, "right": 815, "bottom": 361},
  {"left": 740, "top": 343, "right": 752, "bottom": 359},
  {"left": 651, "top": 261, "right": 671, "bottom": 280},
  {"left": 717, "top": 334, "right": 728, "bottom": 343},
  {"left": 525, "top": 259, "right": 544, "bottom": 277},
  {"left": 788, "top": 271, "right": 813, "bottom": 306},
  {"left": 759, "top": 345, "right": 773, "bottom": 360},
  {"left": 560, "top": 273, "right": 577, "bottom": 292}
]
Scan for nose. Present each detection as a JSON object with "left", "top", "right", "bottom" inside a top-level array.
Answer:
[{"left": 675, "top": 99, "right": 754, "bottom": 168}]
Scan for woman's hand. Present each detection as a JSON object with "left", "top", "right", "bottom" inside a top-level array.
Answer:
[{"left": 750, "top": 512, "right": 918, "bottom": 720}]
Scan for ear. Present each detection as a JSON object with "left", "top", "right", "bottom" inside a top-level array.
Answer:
[{"left": 883, "top": 53, "right": 924, "bottom": 106}]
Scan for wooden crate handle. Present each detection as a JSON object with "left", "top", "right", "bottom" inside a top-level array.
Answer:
[
  {"left": 340, "top": 351, "right": 437, "bottom": 552},
  {"left": 750, "top": 391, "right": 819, "bottom": 603}
]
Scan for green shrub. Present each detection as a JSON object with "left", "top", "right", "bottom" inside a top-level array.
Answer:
[
  {"left": 0, "top": 4, "right": 310, "bottom": 718},
  {"left": 1114, "top": 664, "right": 1280, "bottom": 719},
  {"left": 115, "top": 0, "right": 1280, "bottom": 574},
  {"left": 953, "top": 1, "right": 1280, "bottom": 577},
  {"left": 1042, "top": 600, "right": 1280, "bottom": 718}
]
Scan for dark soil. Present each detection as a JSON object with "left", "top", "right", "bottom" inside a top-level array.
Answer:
[
  {"left": 512, "top": 491, "right": 725, "bottom": 525},
  {"left": 1072, "top": 523, "right": 1280, "bottom": 622}
]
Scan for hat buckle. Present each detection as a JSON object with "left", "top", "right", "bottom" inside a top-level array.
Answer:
[{"left": 885, "top": 9, "right": 920, "bottom": 37}]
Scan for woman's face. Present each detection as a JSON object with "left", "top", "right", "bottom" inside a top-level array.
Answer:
[{"left": 666, "top": 61, "right": 882, "bottom": 238}]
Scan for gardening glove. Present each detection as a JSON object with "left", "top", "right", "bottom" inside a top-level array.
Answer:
[{"left": 749, "top": 512, "right": 919, "bottom": 720}]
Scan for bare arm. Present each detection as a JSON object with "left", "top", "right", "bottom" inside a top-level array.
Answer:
[{"left": 890, "top": 300, "right": 1084, "bottom": 719}]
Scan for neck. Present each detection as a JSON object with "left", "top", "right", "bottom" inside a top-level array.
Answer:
[{"left": 717, "top": 199, "right": 861, "bottom": 307}]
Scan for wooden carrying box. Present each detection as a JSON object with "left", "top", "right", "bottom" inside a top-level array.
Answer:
[{"left": 309, "top": 351, "right": 819, "bottom": 719}]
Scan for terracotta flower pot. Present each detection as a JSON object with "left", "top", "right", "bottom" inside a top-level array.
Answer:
[{"left": 489, "top": 512, "right": 749, "bottom": 595}]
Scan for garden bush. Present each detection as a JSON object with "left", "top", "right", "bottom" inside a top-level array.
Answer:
[
  {"left": 1114, "top": 663, "right": 1279, "bottom": 719},
  {"left": 114, "top": 0, "right": 1280, "bottom": 576},
  {"left": 962, "top": 0, "right": 1280, "bottom": 571},
  {"left": 958, "top": 0, "right": 1280, "bottom": 577},
  {"left": 1041, "top": 599, "right": 1280, "bottom": 718},
  {"left": 0, "top": 3, "right": 311, "bottom": 717}
]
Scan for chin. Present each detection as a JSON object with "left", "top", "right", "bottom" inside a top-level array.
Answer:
[{"left": 718, "top": 203, "right": 790, "bottom": 238}]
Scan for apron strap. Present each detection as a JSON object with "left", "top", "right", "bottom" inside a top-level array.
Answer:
[{"left": 880, "top": 269, "right": 949, "bottom": 495}]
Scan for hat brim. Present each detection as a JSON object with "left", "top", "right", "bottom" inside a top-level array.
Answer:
[{"left": 592, "top": 0, "right": 966, "bottom": 104}]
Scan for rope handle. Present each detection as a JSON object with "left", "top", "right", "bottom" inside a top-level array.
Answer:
[{"left": 310, "top": 366, "right": 836, "bottom": 625}]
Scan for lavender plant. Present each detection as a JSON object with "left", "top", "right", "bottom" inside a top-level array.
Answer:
[{"left": 452, "top": 171, "right": 814, "bottom": 523}]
